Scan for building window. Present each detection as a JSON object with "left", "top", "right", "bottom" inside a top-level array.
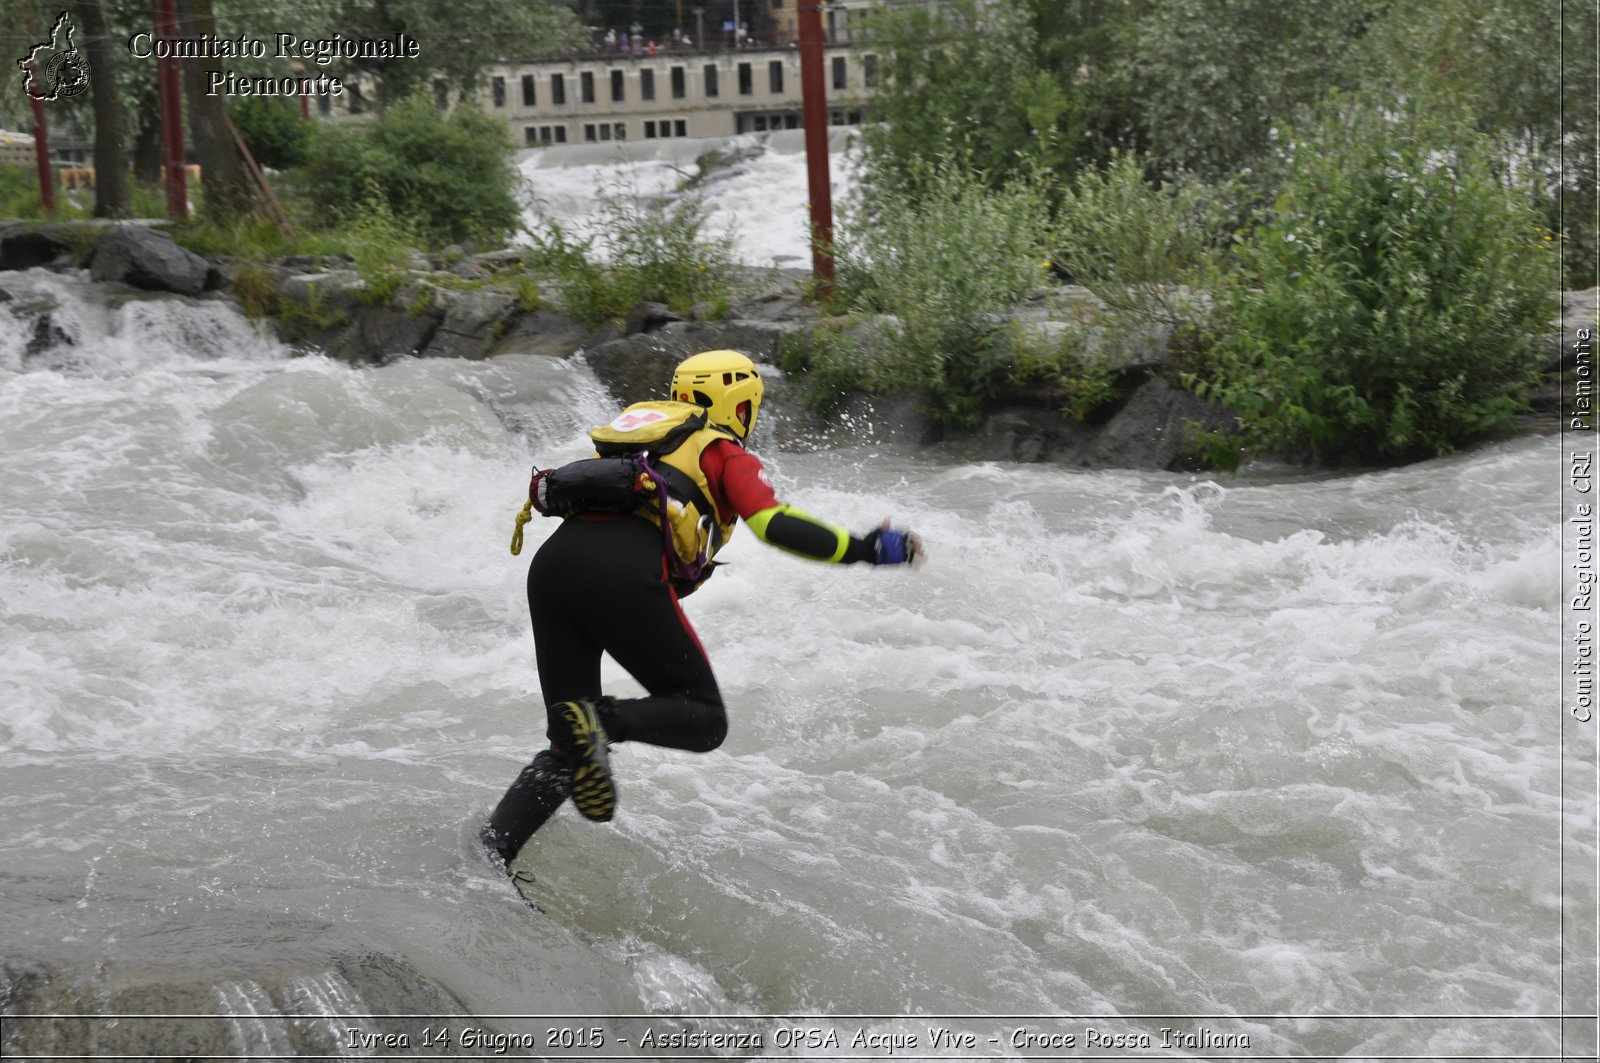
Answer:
[
  {"left": 737, "top": 62, "right": 752, "bottom": 96},
  {"left": 644, "top": 120, "right": 656, "bottom": 138},
  {"left": 492, "top": 76, "right": 506, "bottom": 107},
  {"left": 863, "top": 54, "right": 877, "bottom": 89},
  {"left": 553, "top": 126, "right": 566, "bottom": 143},
  {"left": 583, "top": 123, "right": 596, "bottom": 142},
  {"left": 675, "top": 119, "right": 686, "bottom": 137},
  {"left": 640, "top": 69, "right": 655, "bottom": 101},
  {"left": 581, "top": 71, "right": 595, "bottom": 103},
  {"left": 521, "top": 74, "right": 536, "bottom": 106},
  {"left": 670, "top": 66, "right": 685, "bottom": 99},
  {"left": 832, "top": 56, "right": 846, "bottom": 91},
  {"left": 348, "top": 83, "right": 364, "bottom": 114},
  {"left": 610, "top": 69, "right": 625, "bottom": 102},
  {"left": 435, "top": 79, "right": 450, "bottom": 110},
  {"left": 614, "top": 122, "right": 626, "bottom": 140},
  {"left": 551, "top": 73, "right": 566, "bottom": 105},
  {"left": 524, "top": 126, "right": 539, "bottom": 145},
  {"left": 703, "top": 64, "right": 719, "bottom": 97},
  {"left": 769, "top": 61, "right": 783, "bottom": 94}
]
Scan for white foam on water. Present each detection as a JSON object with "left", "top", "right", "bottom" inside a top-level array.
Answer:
[
  {"left": 0, "top": 197, "right": 1582, "bottom": 1056},
  {"left": 518, "top": 129, "right": 863, "bottom": 268}
]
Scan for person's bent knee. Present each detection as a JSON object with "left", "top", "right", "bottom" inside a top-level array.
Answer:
[{"left": 693, "top": 707, "right": 728, "bottom": 752}]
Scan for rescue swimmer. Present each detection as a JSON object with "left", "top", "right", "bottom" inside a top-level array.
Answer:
[{"left": 483, "top": 350, "right": 922, "bottom": 867}]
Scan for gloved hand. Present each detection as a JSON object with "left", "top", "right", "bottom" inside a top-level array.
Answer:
[{"left": 863, "top": 521, "right": 923, "bottom": 566}]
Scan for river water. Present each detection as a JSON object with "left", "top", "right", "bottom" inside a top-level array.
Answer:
[{"left": 0, "top": 138, "right": 1594, "bottom": 1060}]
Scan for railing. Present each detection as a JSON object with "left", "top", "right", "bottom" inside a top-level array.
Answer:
[{"left": 584, "top": 28, "right": 854, "bottom": 58}]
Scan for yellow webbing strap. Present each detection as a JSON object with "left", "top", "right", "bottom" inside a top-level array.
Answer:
[{"left": 510, "top": 499, "right": 534, "bottom": 556}]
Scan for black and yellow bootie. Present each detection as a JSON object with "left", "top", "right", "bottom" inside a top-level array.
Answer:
[{"left": 555, "top": 698, "right": 617, "bottom": 822}]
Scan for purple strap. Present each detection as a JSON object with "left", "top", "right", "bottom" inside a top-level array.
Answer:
[{"left": 633, "top": 455, "right": 709, "bottom": 586}]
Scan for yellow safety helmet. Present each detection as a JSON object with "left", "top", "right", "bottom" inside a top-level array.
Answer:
[{"left": 670, "top": 350, "right": 764, "bottom": 440}]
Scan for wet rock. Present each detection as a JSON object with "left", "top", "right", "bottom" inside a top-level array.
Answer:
[
  {"left": 0, "top": 224, "right": 78, "bottom": 271},
  {"left": 273, "top": 271, "right": 362, "bottom": 355},
  {"left": 964, "top": 408, "right": 1098, "bottom": 465},
  {"left": 582, "top": 330, "right": 690, "bottom": 405},
  {"left": 623, "top": 301, "right": 683, "bottom": 335},
  {"left": 492, "top": 307, "right": 611, "bottom": 360},
  {"left": 1, "top": 912, "right": 479, "bottom": 1059},
  {"left": 1090, "top": 378, "right": 1235, "bottom": 471},
  {"left": 422, "top": 288, "right": 519, "bottom": 360},
  {"left": 583, "top": 318, "right": 805, "bottom": 406},
  {"left": 89, "top": 225, "right": 213, "bottom": 296}
]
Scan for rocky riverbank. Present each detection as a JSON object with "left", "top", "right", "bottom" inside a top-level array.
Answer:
[{"left": 3, "top": 220, "right": 1590, "bottom": 471}]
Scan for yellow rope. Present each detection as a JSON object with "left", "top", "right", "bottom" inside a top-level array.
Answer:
[{"left": 510, "top": 499, "right": 533, "bottom": 556}]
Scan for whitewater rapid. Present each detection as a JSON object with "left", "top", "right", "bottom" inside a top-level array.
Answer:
[
  {"left": 517, "top": 128, "right": 863, "bottom": 269},
  {"left": 0, "top": 135, "right": 1592, "bottom": 1059}
]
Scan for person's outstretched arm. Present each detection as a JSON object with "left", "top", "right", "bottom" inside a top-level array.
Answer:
[{"left": 711, "top": 442, "right": 922, "bottom": 566}]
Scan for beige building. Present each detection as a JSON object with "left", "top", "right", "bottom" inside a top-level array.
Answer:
[
  {"left": 478, "top": 42, "right": 879, "bottom": 146},
  {"left": 767, "top": 0, "right": 868, "bottom": 44},
  {"left": 0, "top": 130, "right": 37, "bottom": 168}
]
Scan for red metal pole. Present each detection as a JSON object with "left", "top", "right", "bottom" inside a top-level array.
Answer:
[
  {"left": 154, "top": 0, "right": 187, "bottom": 219},
  {"left": 797, "top": 1, "right": 834, "bottom": 299},
  {"left": 23, "top": 13, "right": 55, "bottom": 213}
]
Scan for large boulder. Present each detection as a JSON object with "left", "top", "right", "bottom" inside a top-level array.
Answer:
[
  {"left": 420, "top": 287, "right": 519, "bottom": 360},
  {"left": 0, "top": 223, "right": 78, "bottom": 271},
  {"left": 1090, "top": 379, "right": 1236, "bottom": 471},
  {"left": 582, "top": 317, "right": 805, "bottom": 406},
  {"left": 89, "top": 225, "right": 213, "bottom": 296}
]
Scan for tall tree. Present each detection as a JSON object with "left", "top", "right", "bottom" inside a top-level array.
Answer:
[
  {"left": 323, "top": 0, "right": 589, "bottom": 105},
  {"left": 1365, "top": 0, "right": 1595, "bottom": 285},
  {"left": 1124, "top": 0, "right": 1381, "bottom": 182},
  {"left": 857, "top": 0, "right": 1051, "bottom": 196},
  {"left": 180, "top": 0, "right": 253, "bottom": 218},
  {"left": 72, "top": 0, "right": 131, "bottom": 216}
]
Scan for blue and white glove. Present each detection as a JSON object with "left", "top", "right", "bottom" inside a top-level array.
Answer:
[{"left": 862, "top": 523, "right": 922, "bottom": 566}]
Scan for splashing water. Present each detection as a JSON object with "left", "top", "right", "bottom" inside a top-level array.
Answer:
[{"left": 0, "top": 188, "right": 1589, "bottom": 1058}]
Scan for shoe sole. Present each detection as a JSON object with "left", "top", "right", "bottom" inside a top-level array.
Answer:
[{"left": 560, "top": 701, "right": 616, "bottom": 822}]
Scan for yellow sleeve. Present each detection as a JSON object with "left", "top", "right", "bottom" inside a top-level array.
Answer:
[{"left": 745, "top": 503, "right": 864, "bottom": 564}]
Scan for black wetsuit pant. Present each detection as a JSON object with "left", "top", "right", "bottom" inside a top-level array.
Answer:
[{"left": 484, "top": 516, "right": 727, "bottom": 862}]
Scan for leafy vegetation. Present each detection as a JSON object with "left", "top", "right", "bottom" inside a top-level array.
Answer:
[
  {"left": 800, "top": 156, "right": 1056, "bottom": 426},
  {"left": 818, "top": 0, "right": 1580, "bottom": 461},
  {"left": 5, "top": 0, "right": 1577, "bottom": 469},
  {"left": 1184, "top": 98, "right": 1556, "bottom": 467},
  {"left": 293, "top": 96, "right": 521, "bottom": 249},
  {"left": 228, "top": 98, "right": 310, "bottom": 172},
  {"left": 524, "top": 181, "right": 739, "bottom": 327}
]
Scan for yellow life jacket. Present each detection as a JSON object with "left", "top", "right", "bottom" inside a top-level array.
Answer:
[{"left": 589, "top": 400, "right": 740, "bottom": 590}]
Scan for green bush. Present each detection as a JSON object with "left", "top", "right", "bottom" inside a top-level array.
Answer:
[
  {"left": 822, "top": 156, "right": 1055, "bottom": 426},
  {"left": 0, "top": 163, "right": 83, "bottom": 220},
  {"left": 348, "top": 193, "right": 419, "bottom": 305},
  {"left": 525, "top": 181, "right": 737, "bottom": 326},
  {"left": 1053, "top": 151, "right": 1229, "bottom": 319},
  {"left": 296, "top": 95, "right": 520, "bottom": 248},
  {"left": 229, "top": 97, "right": 310, "bottom": 171},
  {"left": 1187, "top": 96, "right": 1557, "bottom": 467}
]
